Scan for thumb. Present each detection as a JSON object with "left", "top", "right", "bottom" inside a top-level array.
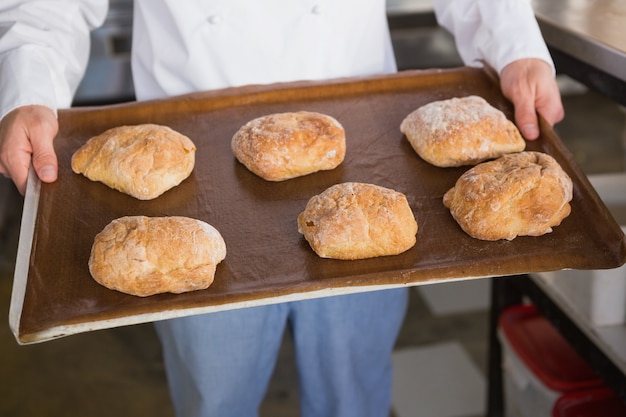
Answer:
[
  {"left": 32, "top": 139, "right": 58, "bottom": 183},
  {"left": 514, "top": 98, "right": 540, "bottom": 140},
  {"left": 29, "top": 108, "right": 60, "bottom": 184}
]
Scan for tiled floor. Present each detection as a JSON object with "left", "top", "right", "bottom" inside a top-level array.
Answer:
[
  {"left": 392, "top": 341, "right": 486, "bottom": 417},
  {"left": 1, "top": 23, "right": 625, "bottom": 417}
]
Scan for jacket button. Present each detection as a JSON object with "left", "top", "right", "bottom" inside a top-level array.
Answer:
[{"left": 207, "top": 15, "right": 222, "bottom": 25}]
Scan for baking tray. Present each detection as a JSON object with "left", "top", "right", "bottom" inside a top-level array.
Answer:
[{"left": 9, "top": 67, "right": 626, "bottom": 344}]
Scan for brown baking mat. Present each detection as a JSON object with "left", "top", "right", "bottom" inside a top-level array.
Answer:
[{"left": 10, "top": 67, "right": 626, "bottom": 344}]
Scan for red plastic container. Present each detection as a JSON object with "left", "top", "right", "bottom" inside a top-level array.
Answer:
[
  {"left": 499, "top": 304, "right": 604, "bottom": 391},
  {"left": 552, "top": 387, "right": 626, "bottom": 417},
  {"left": 498, "top": 304, "right": 605, "bottom": 417}
]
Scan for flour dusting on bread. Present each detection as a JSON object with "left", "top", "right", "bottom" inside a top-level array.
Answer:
[
  {"left": 232, "top": 111, "right": 346, "bottom": 181},
  {"left": 443, "top": 151, "right": 573, "bottom": 240},
  {"left": 298, "top": 182, "right": 418, "bottom": 259},
  {"left": 89, "top": 216, "right": 226, "bottom": 297},
  {"left": 400, "top": 96, "right": 525, "bottom": 167},
  {"left": 71, "top": 124, "right": 196, "bottom": 200}
]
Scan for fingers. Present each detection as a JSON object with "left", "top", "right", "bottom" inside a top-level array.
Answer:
[
  {"left": 535, "top": 89, "right": 565, "bottom": 126},
  {"left": 513, "top": 98, "right": 540, "bottom": 140},
  {"left": 500, "top": 58, "right": 565, "bottom": 141},
  {"left": 0, "top": 148, "right": 31, "bottom": 195},
  {"left": 0, "top": 105, "right": 58, "bottom": 195},
  {"left": 513, "top": 89, "right": 564, "bottom": 140}
]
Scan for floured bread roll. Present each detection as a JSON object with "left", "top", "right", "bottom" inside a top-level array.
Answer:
[
  {"left": 297, "top": 182, "right": 418, "bottom": 260},
  {"left": 231, "top": 111, "right": 346, "bottom": 181},
  {"left": 89, "top": 216, "right": 226, "bottom": 297},
  {"left": 443, "top": 151, "right": 573, "bottom": 241},
  {"left": 400, "top": 95, "right": 525, "bottom": 167},
  {"left": 71, "top": 124, "right": 196, "bottom": 200}
]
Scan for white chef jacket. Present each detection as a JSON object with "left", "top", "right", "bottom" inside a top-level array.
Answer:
[{"left": 0, "top": 0, "right": 553, "bottom": 120}]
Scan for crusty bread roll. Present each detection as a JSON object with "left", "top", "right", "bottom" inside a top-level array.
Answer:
[
  {"left": 443, "top": 151, "right": 573, "bottom": 241},
  {"left": 231, "top": 111, "right": 346, "bottom": 181},
  {"left": 89, "top": 216, "right": 226, "bottom": 297},
  {"left": 297, "top": 182, "right": 418, "bottom": 260},
  {"left": 71, "top": 124, "right": 196, "bottom": 200},
  {"left": 400, "top": 95, "right": 525, "bottom": 167}
]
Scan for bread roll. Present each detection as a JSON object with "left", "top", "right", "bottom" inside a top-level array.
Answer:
[
  {"left": 231, "top": 111, "right": 346, "bottom": 181},
  {"left": 297, "top": 182, "right": 418, "bottom": 260},
  {"left": 443, "top": 151, "right": 573, "bottom": 241},
  {"left": 400, "top": 95, "right": 525, "bottom": 167},
  {"left": 89, "top": 216, "right": 226, "bottom": 297},
  {"left": 71, "top": 124, "right": 196, "bottom": 200}
]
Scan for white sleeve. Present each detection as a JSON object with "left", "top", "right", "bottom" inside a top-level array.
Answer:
[
  {"left": 0, "top": 0, "right": 108, "bottom": 120},
  {"left": 432, "top": 0, "right": 554, "bottom": 74}
]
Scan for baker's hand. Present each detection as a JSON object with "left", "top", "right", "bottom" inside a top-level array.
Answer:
[
  {"left": 500, "top": 58, "right": 564, "bottom": 140},
  {"left": 0, "top": 105, "right": 59, "bottom": 195}
]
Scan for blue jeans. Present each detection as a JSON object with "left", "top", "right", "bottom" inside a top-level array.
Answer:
[{"left": 154, "top": 288, "right": 409, "bottom": 417}]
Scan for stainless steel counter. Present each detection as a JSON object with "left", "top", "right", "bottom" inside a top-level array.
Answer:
[
  {"left": 387, "top": 0, "right": 626, "bottom": 104},
  {"left": 532, "top": 0, "right": 626, "bottom": 84},
  {"left": 386, "top": 0, "right": 434, "bottom": 15}
]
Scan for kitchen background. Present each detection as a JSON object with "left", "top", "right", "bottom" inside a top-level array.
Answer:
[{"left": 1, "top": 1, "right": 625, "bottom": 416}]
